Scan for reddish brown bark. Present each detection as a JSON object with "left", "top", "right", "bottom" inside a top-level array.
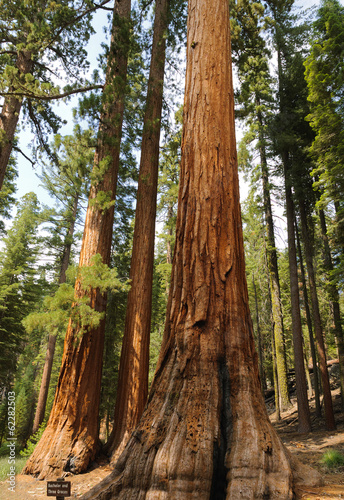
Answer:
[
  {"left": 105, "top": 0, "right": 169, "bottom": 462},
  {"left": 0, "top": 51, "right": 33, "bottom": 190},
  {"left": 32, "top": 194, "right": 79, "bottom": 435},
  {"left": 80, "top": 1, "right": 322, "bottom": 497},
  {"left": 23, "top": 0, "right": 131, "bottom": 479}
]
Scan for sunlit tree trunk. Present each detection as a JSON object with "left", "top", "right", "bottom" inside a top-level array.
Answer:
[
  {"left": 258, "top": 107, "right": 290, "bottom": 411},
  {"left": 23, "top": 0, "right": 131, "bottom": 479},
  {"left": 252, "top": 274, "right": 265, "bottom": 394},
  {"left": 0, "top": 51, "right": 33, "bottom": 190},
  {"left": 105, "top": 0, "right": 169, "bottom": 462},
  {"left": 32, "top": 194, "right": 79, "bottom": 435},
  {"left": 80, "top": 1, "right": 322, "bottom": 497}
]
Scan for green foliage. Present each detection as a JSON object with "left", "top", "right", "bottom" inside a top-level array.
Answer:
[
  {"left": 20, "top": 421, "right": 46, "bottom": 458},
  {"left": 13, "top": 362, "right": 37, "bottom": 447},
  {"left": 23, "top": 282, "right": 75, "bottom": 338},
  {"left": 0, "top": 193, "right": 47, "bottom": 391},
  {"left": 25, "top": 254, "right": 129, "bottom": 342},
  {"left": 0, "top": 454, "right": 27, "bottom": 480},
  {"left": 321, "top": 449, "right": 344, "bottom": 469},
  {"left": 0, "top": 0, "right": 104, "bottom": 159},
  {"left": 0, "top": 156, "right": 18, "bottom": 238},
  {"left": 304, "top": 0, "right": 344, "bottom": 287}
]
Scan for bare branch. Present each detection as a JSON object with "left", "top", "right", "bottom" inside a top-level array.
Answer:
[
  {"left": 12, "top": 146, "right": 36, "bottom": 166},
  {"left": 0, "top": 84, "right": 104, "bottom": 101}
]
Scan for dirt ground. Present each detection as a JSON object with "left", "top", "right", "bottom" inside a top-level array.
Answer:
[
  {"left": 270, "top": 388, "right": 344, "bottom": 499},
  {"left": 2, "top": 390, "right": 344, "bottom": 499}
]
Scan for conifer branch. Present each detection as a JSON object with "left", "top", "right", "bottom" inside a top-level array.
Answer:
[{"left": 0, "top": 84, "right": 104, "bottom": 101}]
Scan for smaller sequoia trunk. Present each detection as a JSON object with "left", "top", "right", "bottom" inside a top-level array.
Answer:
[
  {"left": 105, "top": 0, "right": 169, "bottom": 462},
  {"left": 23, "top": 0, "right": 131, "bottom": 479},
  {"left": 80, "top": 0, "right": 322, "bottom": 498},
  {"left": 32, "top": 194, "right": 79, "bottom": 435}
]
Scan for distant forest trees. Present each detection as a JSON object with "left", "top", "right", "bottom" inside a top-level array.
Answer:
[{"left": 0, "top": 0, "right": 343, "bottom": 496}]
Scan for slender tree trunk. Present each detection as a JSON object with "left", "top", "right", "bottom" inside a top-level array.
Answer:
[
  {"left": 32, "top": 194, "right": 80, "bottom": 435},
  {"left": 319, "top": 208, "right": 344, "bottom": 409},
  {"left": 105, "top": 0, "right": 169, "bottom": 462},
  {"left": 295, "top": 216, "right": 321, "bottom": 417},
  {"left": 267, "top": 271, "right": 281, "bottom": 421},
  {"left": 81, "top": 1, "right": 322, "bottom": 497},
  {"left": 258, "top": 107, "right": 290, "bottom": 410},
  {"left": 299, "top": 201, "right": 336, "bottom": 430},
  {"left": 59, "top": 194, "right": 79, "bottom": 284},
  {"left": 32, "top": 334, "right": 57, "bottom": 435},
  {"left": 284, "top": 164, "right": 312, "bottom": 433},
  {"left": 253, "top": 275, "right": 265, "bottom": 394},
  {"left": 23, "top": 0, "right": 131, "bottom": 479},
  {"left": 0, "top": 51, "right": 33, "bottom": 190}
]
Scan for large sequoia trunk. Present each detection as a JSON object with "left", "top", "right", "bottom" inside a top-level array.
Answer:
[
  {"left": 80, "top": 0, "right": 322, "bottom": 498},
  {"left": 105, "top": 0, "right": 169, "bottom": 462},
  {"left": 23, "top": 0, "right": 131, "bottom": 479}
]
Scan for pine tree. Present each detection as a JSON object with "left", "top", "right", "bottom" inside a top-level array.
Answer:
[
  {"left": 266, "top": 0, "right": 313, "bottom": 433},
  {"left": 232, "top": 0, "right": 291, "bottom": 413},
  {"left": 28, "top": 126, "right": 94, "bottom": 434},
  {"left": 0, "top": 193, "right": 45, "bottom": 391},
  {"left": 0, "top": 0, "right": 101, "bottom": 189},
  {"left": 304, "top": 0, "right": 344, "bottom": 284}
]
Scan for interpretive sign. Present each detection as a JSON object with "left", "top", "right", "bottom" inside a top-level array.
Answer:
[{"left": 47, "top": 480, "right": 71, "bottom": 497}]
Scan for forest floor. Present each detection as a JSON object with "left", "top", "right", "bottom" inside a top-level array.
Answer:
[
  {"left": 1, "top": 389, "right": 344, "bottom": 499},
  {"left": 269, "top": 387, "right": 344, "bottom": 499}
]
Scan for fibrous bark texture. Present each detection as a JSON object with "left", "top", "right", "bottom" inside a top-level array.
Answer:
[
  {"left": 23, "top": 0, "right": 131, "bottom": 479},
  {"left": 105, "top": 0, "right": 169, "bottom": 462},
  {"left": 80, "top": 0, "right": 322, "bottom": 498}
]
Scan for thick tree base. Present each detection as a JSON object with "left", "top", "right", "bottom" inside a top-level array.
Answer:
[
  {"left": 80, "top": 441, "right": 323, "bottom": 500},
  {"left": 78, "top": 351, "right": 323, "bottom": 499},
  {"left": 22, "top": 418, "right": 99, "bottom": 479}
]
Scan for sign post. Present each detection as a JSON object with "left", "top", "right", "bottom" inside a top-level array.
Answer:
[{"left": 47, "top": 477, "right": 71, "bottom": 499}]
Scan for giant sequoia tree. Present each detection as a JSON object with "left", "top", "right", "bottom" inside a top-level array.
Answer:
[
  {"left": 81, "top": 0, "right": 321, "bottom": 497},
  {"left": 23, "top": 0, "right": 131, "bottom": 479}
]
